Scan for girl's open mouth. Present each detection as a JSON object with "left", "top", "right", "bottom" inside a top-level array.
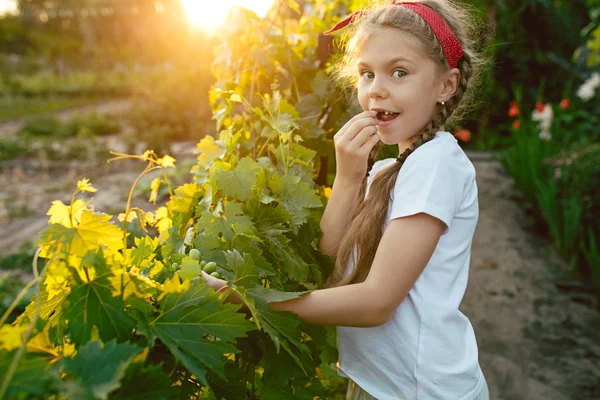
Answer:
[{"left": 376, "top": 111, "right": 400, "bottom": 126}]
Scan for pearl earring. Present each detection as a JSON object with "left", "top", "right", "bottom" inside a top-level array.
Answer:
[{"left": 440, "top": 101, "right": 445, "bottom": 105}]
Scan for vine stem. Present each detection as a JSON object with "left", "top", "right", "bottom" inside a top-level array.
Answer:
[
  {"left": 122, "top": 165, "right": 162, "bottom": 249},
  {"left": 0, "top": 247, "right": 44, "bottom": 399},
  {"left": 249, "top": 1, "right": 281, "bottom": 161},
  {"left": 161, "top": 168, "right": 174, "bottom": 197},
  {"left": 0, "top": 279, "right": 36, "bottom": 328}
]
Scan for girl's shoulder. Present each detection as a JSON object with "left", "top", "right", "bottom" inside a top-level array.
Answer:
[
  {"left": 372, "top": 132, "right": 475, "bottom": 180},
  {"left": 409, "top": 131, "right": 475, "bottom": 175}
]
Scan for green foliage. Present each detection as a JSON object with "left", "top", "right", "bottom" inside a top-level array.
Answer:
[
  {"left": 500, "top": 0, "right": 600, "bottom": 286},
  {"left": 465, "top": 0, "right": 592, "bottom": 150},
  {"left": 0, "top": 2, "right": 353, "bottom": 398},
  {"left": 0, "top": 95, "right": 101, "bottom": 122},
  {"left": 0, "top": 136, "right": 31, "bottom": 161},
  {"left": 126, "top": 66, "right": 214, "bottom": 152},
  {"left": 501, "top": 96, "right": 600, "bottom": 287},
  {"left": 0, "top": 112, "right": 115, "bottom": 161},
  {"left": 59, "top": 340, "right": 143, "bottom": 399},
  {"left": 0, "top": 241, "right": 36, "bottom": 271},
  {"left": 18, "top": 112, "right": 120, "bottom": 139}
]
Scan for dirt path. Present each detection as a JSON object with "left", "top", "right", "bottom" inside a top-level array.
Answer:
[
  {"left": 463, "top": 151, "right": 600, "bottom": 400},
  {"left": 0, "top": 99, "right": 132, "bottom": 138}
]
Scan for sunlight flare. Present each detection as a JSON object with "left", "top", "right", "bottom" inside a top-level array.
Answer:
[{"left": 180, "top": 0, "right": 275, "bottom": 31}]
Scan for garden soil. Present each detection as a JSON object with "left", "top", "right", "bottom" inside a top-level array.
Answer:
[{"left": 1, "top": 136, "right": 599, "bottom": 399}]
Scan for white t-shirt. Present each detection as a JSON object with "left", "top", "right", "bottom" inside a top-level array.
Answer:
[{"left": 336, "top": 131, "right": 484, "bottom": 400}]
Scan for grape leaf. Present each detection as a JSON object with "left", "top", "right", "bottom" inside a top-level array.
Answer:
[
  {"left": 0, "top": 350, "right": 55, "bottom": 397},
  {"left": 264, "top": 231, "right": 310, "bottom": 281},
  {"left": 16, "top": 286, "right": 66, "bottom": 326},
  {"left": 136, "top": 277, "right": 254, "bottom": 385},
  {"left": 215, "top": 157, "right": 263, "bottom": 202},
  {"left": 167, "top": 183, "right": 202, "bottom": 228},
  {"left": 47, "top": 199, "right": 88, "bottom": 228},
  {"left": 107, "top": 362, "right": 178, "bottom": 400},
  {"left": 260, "top": 340, "right": 326, "bottom": 400},
  {"left": 160, "top": 225, "right": 186, "bottom": 259},
  {"left": 225, "top": 249, "right": 258, "bottom": 288},
  {"left": 60, "top": 339, "right": 143, "bottom": 400},
  {"left": 194, "top": 135, "right": 226, "bottom": 168},
  {"left": 244, "top": 287, "right": 311, "bottom": 373},
  {"left": 62, "top": 252, "right": 136, "bottom": 347},
  {"left": 196, "top": 200, "right": 259, "bottom": 243},
  {"left": 252, "top": 168, "right": 277, "bottom": 204},
  {"left": 244, "top": 194, "right": 292, "bottom": 235},
  {"left": 271, "top": 142, "right": 317, "bottom": 186},
  {"left": 267, "top": 174, "right": 322, "bottom": 234},
  {"left": 206, "top": 361, "right": 247, "bottom": 400},
  {"left": 223, "top": 235, "right": 276, "bottom": 278},
  {"left": 128, "top": 236, "right": 160, "bottom": 269},
  {"left": 39, "top": 211, "right": 124, "bottom": 258}
]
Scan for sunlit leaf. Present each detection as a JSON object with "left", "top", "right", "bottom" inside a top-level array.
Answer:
[
  {"left": 62, "top": 252, "right": 136, "bottom": 347},
  {"left": 47, "top": 199, "right": 88, "bottom": 228},
  {"left": 77, "top": 178, "right": 97, "bottom": 193},
  {"left": 215, "top": 157, "right": 262, "bottom": 202}
]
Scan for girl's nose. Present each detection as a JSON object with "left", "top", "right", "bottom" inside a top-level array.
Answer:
[{"left": 368, "top": 78, "right": 389, "bottom": 99}]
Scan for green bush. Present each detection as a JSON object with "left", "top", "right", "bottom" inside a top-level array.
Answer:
[
  {"left": 501, "top": 96, "right": 600, "bottom": 287},
  {"left": 127, "top": 67, "right": 213, "bottom": 147},
  {"left": 19, "top": 116, "right": 63, "bottom": 137},
  {"left": 63, "top": 112, "right": 121, "bottom": 137},
  {"left": 0, "top": 136, "right": 31, "bottom": 160}
]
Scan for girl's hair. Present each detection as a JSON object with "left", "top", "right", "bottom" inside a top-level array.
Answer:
[{"left": 327, "top": 0, "right": 488, "bottom": 287}]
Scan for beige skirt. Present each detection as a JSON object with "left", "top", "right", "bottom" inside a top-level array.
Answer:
[{"left": 345, "top": 376, "right": 490, "bottom": 400}]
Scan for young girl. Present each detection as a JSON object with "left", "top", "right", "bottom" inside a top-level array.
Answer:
[{"left": 203, "top": 0, "right": 489, "bottom": 398}]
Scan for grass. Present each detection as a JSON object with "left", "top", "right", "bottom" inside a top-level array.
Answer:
[{"left": 0, "top": 95, "right": 106, "bottom": 122}]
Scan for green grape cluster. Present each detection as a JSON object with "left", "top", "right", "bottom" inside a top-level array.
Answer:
[{"left": 170, "top": 249, "right": 222, "bottom": 280}]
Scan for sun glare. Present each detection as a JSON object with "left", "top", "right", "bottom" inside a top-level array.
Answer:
[
  {"left": 180, "top": 0, "right": 274, "bottom": 31},
  {"left": 0, "top": 0, "right": 18, "bottom": 16}
]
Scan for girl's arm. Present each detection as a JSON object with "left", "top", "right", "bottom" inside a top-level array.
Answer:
[
  {"left": 318, "top": 110, "right": 380, "bottom": 258},
  {"left": 318, "top": 177, "right": 363, "bottom": 258},
  {"left": 272, "top": 212, "right": 444, "bottom": 327}
]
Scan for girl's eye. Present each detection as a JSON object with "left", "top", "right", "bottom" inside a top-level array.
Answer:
[
  {"left": 361, "top": 71, "right": 374, "bottom": 80},
  {"left": 393, "top": 70, "right": 407, "bottom": 78}
]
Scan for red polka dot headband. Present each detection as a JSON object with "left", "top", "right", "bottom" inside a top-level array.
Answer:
[{"left": 324, "top": 2, "right": 464, "bottom": 69}]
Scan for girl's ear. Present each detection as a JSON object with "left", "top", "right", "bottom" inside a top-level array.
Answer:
[{"left": 439, "top": 67, "right": 460, "bottom": 102}]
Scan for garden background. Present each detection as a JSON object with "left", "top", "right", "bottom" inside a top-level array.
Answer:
[{"left": 0, "top": 0, "right": 599, "bottom": 399}]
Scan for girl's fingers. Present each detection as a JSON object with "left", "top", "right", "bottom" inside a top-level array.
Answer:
[
  {"left": 334, "top": 111, "right": 377, "bottom": 141},
  {"left": 345, "top": 125, "right": 378, "bottom": 150},
  {"left": 201, "top": 270, "right": 224, "bottom": 290},
  {"left": 340, "top": 117, "right": 378, "bottom": 142},
  {"left": 359, "top": 128, "right": 381, "bottom": 149}
]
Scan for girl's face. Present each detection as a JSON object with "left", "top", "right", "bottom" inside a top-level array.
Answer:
[{"left": 356, "top": 28, "right": 448, "bottom": 150}]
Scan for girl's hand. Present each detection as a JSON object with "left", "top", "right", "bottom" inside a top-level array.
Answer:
[
  {"left": 200, "top": 271, "right": 248, "bottom": 312},
  {"left": 201, "top": 270, "right": 229, "bottom": 292},
  {"left": 333, "top": 110, "right": 381, "bottom": 184}
]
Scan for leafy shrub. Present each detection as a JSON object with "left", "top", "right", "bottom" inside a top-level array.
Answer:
[
  {"left": 0, "top": 136, "right": 31, "bottom": 160},
  {"left": 63, "top": 112, "right": 121, "bottom": 137},
  {"left": 127, "top": 67, "right": 213, "bottom": 147},
  {"left": 501, "top": 92, "right": 599, "bottom": 287},
  {"left": 19, "top": 116, "right": 63, "bottom": 137}
]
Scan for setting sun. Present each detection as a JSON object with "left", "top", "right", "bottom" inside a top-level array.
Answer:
[{"left": 180, "top": 0, "right": 275, "bottom": 31}]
